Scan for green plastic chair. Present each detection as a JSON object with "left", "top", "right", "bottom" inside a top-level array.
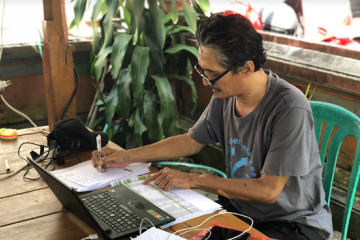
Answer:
[{"left": 310, "top": 101, "right": 360, "bottom": 240}]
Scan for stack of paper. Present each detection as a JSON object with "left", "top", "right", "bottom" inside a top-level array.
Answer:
[
  {"left": 111, "top": 175, "right": 222, "bottom": 228},
  {"left": 52, "top": 160, "right": 150, "bottom": 192}
]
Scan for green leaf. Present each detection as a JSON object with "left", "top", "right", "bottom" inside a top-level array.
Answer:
[
  {"left": 162, "top": 13, "right": 172, "bottom": 24},
  {"left": 74, "top": 0, "right": 87, "bottom": 30},
  {"left": 165, "top": 44, "right": 199, "bottom": 58},
  {"left": 131, "top": 46, "right": 150, "bottom": 106},
  {"left": 171, "top": 0, "right": 179, "bottom": 24},
  {"left": 69, "top": 19, "right": 76, "bottom": 30},
  {"left": 190, "top": 0, "right": 205, "bottom": 15},
  {"left": 125, "top": 0, "right": 133, "bottom": 12},
  {"left": 91, "top": 0, "right": 102, "bottom": 55},
  {"left": 89, "top": 50, "right": 96, "bottom": 75},
  {"left": 95, "top": 99, "right": 104, "bottom": 106},
  {"left": 132, "top": 0, "right": 145, "bottom": 45},
  {"left": 134, "top": 107, "right": 147, "bottom": 146},
  {"left": 111, "top": 34, "right": 133, "bottom": 79},
  {"left": 98, "top": 0, "right": 119, "bottom": 56},
  {"left": 143, "top": 90, "right": 158, "bottom": 142},
  {"left": 148, "top": 0, "right": 166, "bottom": 50},
  {"left": 117, "top": 67, "right": 132, "bottom": 120},
  {"left": 129, "top": 112, "right": 135, "bottom": 127},
  {"left": 170, "top": 119, "right": 180, "bottom": 136},
  {"left": 105, "top": 84, "right": 118, "bottom": 124},
  {"left": 166, "top": 25, "right": 195, "bottom": 35},
  {"left": 168, "top": 74, "right": 197, "bottom": 115},
  {"left": 151, "top": 75, "right": 175, "bottom": 134},
  {"left": 182, "top": 0, "right": 196, "bottom": 32},
  {"left": 123, "top": 6, "right": 131, "bottom": 28},
  {"left": 157, "top": 115, "right": 165, "bottom": 140},
  {"left": 198, "top": 0, "right": 210, "bottom": 13},
  {"left": 94, "top": 46, "right": 112, "bottom": 81}
]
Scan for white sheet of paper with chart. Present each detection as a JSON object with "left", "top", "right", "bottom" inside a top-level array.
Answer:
[{"left": 111, "top": 175, "right": 222, "bottom": 228}]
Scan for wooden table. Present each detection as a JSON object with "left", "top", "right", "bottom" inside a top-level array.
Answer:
[{"left": 0, "top": 127, "right": 266, "bottom": 240}]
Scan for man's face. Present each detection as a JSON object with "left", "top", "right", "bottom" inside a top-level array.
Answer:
[{"left": 197, "top": 46, "right": 247, "bottom": 99}]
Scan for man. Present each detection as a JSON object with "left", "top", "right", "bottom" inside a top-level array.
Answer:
[{"left": 92, "top": 11, "right": 333, "bottom": 240}]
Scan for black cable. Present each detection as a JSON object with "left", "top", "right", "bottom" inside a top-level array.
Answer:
[
  {"left": 18, "top": 142, "right": 57, "bottom": 181},
  {"left": 60, "top": 66, "right": 79, "bottom": 120}
]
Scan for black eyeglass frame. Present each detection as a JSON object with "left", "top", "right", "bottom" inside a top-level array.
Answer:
[{"left": 194, "top": 63, "right": 231, "bottom": 86}]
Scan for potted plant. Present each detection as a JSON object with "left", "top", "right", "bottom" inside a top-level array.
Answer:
[{"left": 71, "top": 0, "right": 210, "bottom": 147}]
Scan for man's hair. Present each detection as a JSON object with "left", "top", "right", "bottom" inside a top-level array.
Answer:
[{"left": 196, "top": 11, "right": 266, "bottom": 73}]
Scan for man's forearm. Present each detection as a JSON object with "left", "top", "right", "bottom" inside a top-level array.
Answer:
[
  {"left": 128, "top": 133, "right": 204, "bottom": 163},
  {"left": 193, "top": 174, "right": 279, "bottom": 204}
]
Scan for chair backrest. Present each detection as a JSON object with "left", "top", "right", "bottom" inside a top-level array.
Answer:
[{"left": 310, "top": 101, "right": 360, "bottom": 239}]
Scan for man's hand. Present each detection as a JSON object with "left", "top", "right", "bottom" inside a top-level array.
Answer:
[
  {"left": 142, "top": 168, "right": 200, "bottom": 191},
  {"left": 91, "top": 147, "right": 130, "bottom": 172}
]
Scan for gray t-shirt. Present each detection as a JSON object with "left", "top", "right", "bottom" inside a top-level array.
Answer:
[{"left": 189, "top": 70, "right": 333, "bottom": 239}]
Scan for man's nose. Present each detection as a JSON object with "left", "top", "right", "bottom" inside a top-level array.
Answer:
[{"left": 202, "top": 78, "right": 210, "bottom": 87}]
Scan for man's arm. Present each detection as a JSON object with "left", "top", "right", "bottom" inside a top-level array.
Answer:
[
  {"left": 128, "top": 133, "right": 204, "bottom": 163},
  {"left": 94, "top": 133, "right": 205, "bottom": 170},
  {"left": 143, "top": 169, "right": 289, "bottom": 204}
]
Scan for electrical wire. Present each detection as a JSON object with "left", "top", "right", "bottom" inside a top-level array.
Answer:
[
  {"left": 150, "top": 162, "right": 228, "bottom": 179},
  {"left": 60, "top": 66, "right": 79, "bottom": 120},
  {"left": 17, "top": 142, "right": 56, "bottom": 181}
]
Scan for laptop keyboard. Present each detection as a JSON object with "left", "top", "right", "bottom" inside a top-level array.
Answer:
[{"left": 81, "top": 191, "right": 142, "bottom": 233}]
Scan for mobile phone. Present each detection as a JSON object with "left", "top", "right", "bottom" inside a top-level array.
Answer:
[{"left": 201, "top": 226, "right": 251, "bottom": 240}]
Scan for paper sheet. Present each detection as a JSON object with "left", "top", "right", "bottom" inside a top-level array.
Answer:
[{"left": 131, "top": 227, "right": 186, "bottom": 240}]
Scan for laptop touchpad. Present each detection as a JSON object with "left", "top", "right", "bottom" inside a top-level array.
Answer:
[{"left": 128, "top": 201, "right": 145, "bottom": 210}]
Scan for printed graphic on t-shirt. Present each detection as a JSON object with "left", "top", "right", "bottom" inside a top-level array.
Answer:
[{"left": 225, "top": 138, "right": 257, "bottom": 179}]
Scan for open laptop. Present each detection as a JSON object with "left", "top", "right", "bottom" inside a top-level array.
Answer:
[{"left": 27, "top": 157, "right": 175, "bottom": 240}]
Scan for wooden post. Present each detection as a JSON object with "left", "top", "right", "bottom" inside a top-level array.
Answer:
[{"left": 42, "top": 0, "right": 76, "bottom": 131}]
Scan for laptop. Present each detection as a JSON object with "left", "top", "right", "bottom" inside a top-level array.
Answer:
[{"left": 27, "top": 157, "right": 175, "bottom": 240}]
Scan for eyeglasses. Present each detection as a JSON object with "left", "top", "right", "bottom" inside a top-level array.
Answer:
[{"left": 194, "top": 63, "right": 231, "bottom": 86}]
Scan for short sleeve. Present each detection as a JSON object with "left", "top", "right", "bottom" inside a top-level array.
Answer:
[
  {"left": 262, "top": 107, "right": 315, "bottom": 177},
  {"left": 189, "top": 95, "right": 223, "bottom": 145}
]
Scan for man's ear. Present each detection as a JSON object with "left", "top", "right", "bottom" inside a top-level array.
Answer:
[{"left": 239, "top": 61, "right": 255, "bottom": 76}]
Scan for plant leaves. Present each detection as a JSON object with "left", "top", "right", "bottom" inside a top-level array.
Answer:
[
  {"left": 151, "top": 75, "right": 175, "bottom": 134},
  {"left": 190, "top": 0, "right": 205, "bottom": 16},
  {"left": 162, "top": 13, "right": 172, "bottom": 24},
  {"left": 157, "top": 115, "right": 165, "bottom": 141},
  {"left": 148, "top": 0, "right": 166, "bottom": 50},
  {"left": 169, "top": 119, "right": 180, "bottom": 136},
  {"left": 111, "top": 34, "right": 133, "bottom": 79},
  {"left": 168, "top": 74, "right": 197, "bottom": 115},
  {"left": 117, "top": 67, "right": 132, "bottom": 120},
  {"left": 98, "top": 0, "right": 119, "bottom": 56},
  {"left": 128, "top": 112, "right": 135, "bottom": 127},
  {"left": 132, "top": 0, "right": 145, "bottom": 45},
  {"left": 143, "top": 90, "right": 158, "bottom": 142},
  {"left": 131, "top": 46, "right": 150, "bottom": 106},
  {"left": 182, "top": 0, "right": 197, "bottom": 32},
  {"left": 74, "top": 0, "right": 87, "bottom": 30},
  {"left": 198, "top": 0, "right": 210, "bottom": 13},
  {"left": 94, "top": 46, "right": 112, "bottom": 81},
  {"left": 134, "top": 107, "right": 147, "bottom": 146},
  {"left": 165, "top": 44, "right": 199, "bottom": 58},
  {"left": 166, "top": 25, "right": 195, "bottom": 35},
  {"left": 69, "top": 19, "right": 76, "bottom": 30},
  {"left": 123, "top": 6, "right": 131, "bottom": 28},
  {"left": 95, "top": 99, "right": 104, "bottom": 106},
  {"left": 105, "top": 83, "right": 119, "bottom": 125},
  {"left": 91, "top": 0, "right": 103, "bottom": 55},
  {"left": 171, "top": 0, "right": 179, "bottom": 24}
]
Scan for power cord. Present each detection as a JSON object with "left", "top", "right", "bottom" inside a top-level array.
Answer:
[{"left": 60, "top": 66, "right": 79, "bottom": 120}]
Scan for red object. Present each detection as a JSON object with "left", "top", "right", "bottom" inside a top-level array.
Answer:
[
  {"left": 188, "top": 221, "right": 276, "bottom": 240},
  {"left": 223, "top": 2, "right": 262, "bottom": 30}
]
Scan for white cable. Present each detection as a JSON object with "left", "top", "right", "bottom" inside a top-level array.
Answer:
[
  {"left": 138, "top": 218, "right": 163, "bottom": 240},
  {"left": 0, "top": 94, "right": 50, "bottom": 135},
  {"left": 168, "top": 210, "right": 254, "bottom": 240}
]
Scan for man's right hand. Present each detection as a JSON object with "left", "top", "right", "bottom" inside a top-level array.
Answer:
[{"left": 91, "top": 147, "right": 131, "bottom": 172}]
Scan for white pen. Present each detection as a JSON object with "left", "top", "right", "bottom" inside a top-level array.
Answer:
[
  {"left": 96, "top": 135, "right": 102, "bottom": 172},
  {"left": 5, "top": 159, "right": 10, "bottom": 172}
]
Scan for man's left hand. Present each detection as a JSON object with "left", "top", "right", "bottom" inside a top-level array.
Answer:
[{"left": 142, "top": 168, "right": 200, "bottom": 191}]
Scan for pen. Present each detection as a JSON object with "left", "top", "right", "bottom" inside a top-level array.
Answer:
[
  {"left": 96, "top": 135, "right": 102, "bottom": 172},
  {"left": 5, "top": 159, "right": 10, "bottom": 172}
]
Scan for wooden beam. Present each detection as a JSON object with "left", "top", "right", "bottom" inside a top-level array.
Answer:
[{"left": 42, "top": 0, "right": 76, "bottom": 131}]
